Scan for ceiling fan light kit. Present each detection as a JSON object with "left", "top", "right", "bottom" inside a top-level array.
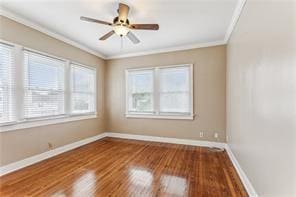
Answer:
[
  {"left": 113, "top": 24, "right": 130, "bottom": 36},
  {"left": 80, "top": 3, "right": 159, "bottom": 44}
]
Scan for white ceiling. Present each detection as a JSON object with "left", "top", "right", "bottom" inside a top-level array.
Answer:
[{"left": 1, "top": 0, "right": 240, "bottom": 59}]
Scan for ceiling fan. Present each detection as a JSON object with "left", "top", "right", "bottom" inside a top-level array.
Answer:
[{"left": 80, "top": 3, "right": 159, "bottom": 44}]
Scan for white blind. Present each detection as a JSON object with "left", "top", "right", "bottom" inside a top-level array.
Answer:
[
  {"left": 24, "top": 50, "right": 65, "bottom": 119},
  {"left": 71, "top": 64, "right": 96, "bottom": 114},
  {"left": 127, "top": 69, "right": 154, "bottom": 113},
  {"left": 0, "top": 43, "right": 16, "bottom": 124},
  {"left": 159, "top": 66, "right": 190, "bottom": 113}
]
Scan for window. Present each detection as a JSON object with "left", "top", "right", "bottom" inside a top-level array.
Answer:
[
  {"left": 127, "top": 69, "right": 154, "bottom": 113},
  {"left": 159, "top": 66, "right": 191, "bottom": 114},
  {"left": 126, "top": 64, "right": 193, "bottom": 119},
  {"left": 70, "top": 64, "right": 96, "bottom": 114},
  {"left": 0, "top": 40, "right": 97, "bottom": 131},
  {"left": 24, "top": 50, "right": 65, "bottom": 118},
  {"left": 0, "top": 43, "right": 15, "bottom": 124}
]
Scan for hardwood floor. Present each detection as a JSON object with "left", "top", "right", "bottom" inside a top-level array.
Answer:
[{"left": 0, "top": 137, "right": 248, "bottom": 197}]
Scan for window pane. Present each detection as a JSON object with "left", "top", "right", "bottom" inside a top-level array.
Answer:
[
  {"left": 24, "top": 90, "right": 64, "bottom": 118},
  {"left": 159, "top": 67, "right": 189, "bottom": 92},
  {"left": 72, "top": 66, "right": 95, "bottom": 93},
  {"left": 0, "top": 87, "right": 8, "bottom": 122},
  {"left": 129, "top": 70, "right": 153, "bottom": 93},
  {"left": 159, "top": 66, "right": 190, "bottom": 113},
  {"left": 0, "top": 46, "right": 11, "bottom": 84},
  {"left": 24, "top": 51, "right": 65, "bottom": 118},
  {"left": 26, "top": 53, "right": 64, "bottom": 90},
  {"left": 72, "top": 93, "right": 94, "bottom": 113},
  {"left": 0, "top": 44, "right": 14, "bottom": 123},
  {"left": 160, "top": 92, "right": 189, "bottom": 113},
  {"left": 130, "top": 93, "right": 153, "bottom": 112},
  {"left": 128, "top": 70, "right": 154, "bottom": 112},
  {"left": 71, "top": 64, "right": 96, "bottom": 114}
]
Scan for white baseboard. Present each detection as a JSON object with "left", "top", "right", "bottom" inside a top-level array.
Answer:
[
  {"left": 0, "top": 131, "right": 257, "bottom": 197},
  {"left": 108, "top": 132, "right": 257, "bottom": 197},
  {"left": 0, "top": 132, "right": 107, "bottom": 176},
  {"left": 1, "top": 132, "right": 224, "bottom": 177},
  {"left": 107, "top": 132, "right": 226, "bottom": 148},
  {"left": 225, "top": 145, "right": 258, "bottom": 197}
]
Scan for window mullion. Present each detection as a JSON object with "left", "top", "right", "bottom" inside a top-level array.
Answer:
[
  {"left": 154, "top": 68, "right": 159, "bottom": 115},
  {"left": 189, "top": 64, "right": 194, "bottom": 116},
  {"left": 65, "top": 60, "right": 71, "bottom": 115},
  {"left": 14, "top": 45, "right": 24, "bottom": 121},
  {"left": 94, "top": 68, "right": 97, "bottom": 115},
  {"left": 125, "top": 70, "right": 129, "bottom": 115}
]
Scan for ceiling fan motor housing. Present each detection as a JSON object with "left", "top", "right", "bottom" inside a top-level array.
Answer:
[
  {"left": 80, "top": 3, "right": 159, "bottom": 43},
  {"left": 113, "top": 16, "right": 129, "bottom": 26}
]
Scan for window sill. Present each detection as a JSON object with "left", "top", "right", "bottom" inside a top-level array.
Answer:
[
  {"left": 125, "top": 114, "right": 195, "bottom": 120},
  {"left": 0, "top": 114, "right": 97, "bottom": 133}
]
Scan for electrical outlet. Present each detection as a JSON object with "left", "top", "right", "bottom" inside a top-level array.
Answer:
[
  {"left": 200, "top": 131, "right": 204, "bottom": 138},
  {"left": 48, "top": 142, "right": 53, "bottom": 150},
  {"left": 214, "top": 132, "right": 219, "bottom": 139}
]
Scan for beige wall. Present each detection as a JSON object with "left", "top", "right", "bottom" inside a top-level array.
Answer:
[
  {"left": 0, "top": 16, "right": 106, "bottom": 166},
  {"left": 227, "top": 0, "right": 296, "bottom": 196},
  {"left": 0, "top": 16, "right": 226, "bottom": 166},
  {"left": 106, "top": 46, "right": 226, "bottom": 142}
]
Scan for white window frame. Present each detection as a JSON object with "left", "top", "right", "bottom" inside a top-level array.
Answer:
[
  {"left": 70, "top": 62, "right": 97, "bottom": 116},
  {"left": 125, "top": 64, "right": 194, "bottom": 120},
  {"left": 23, "top": 49, "right": 67, "bottom": 119},
  {"left": 0, "top": 43, "right": 15, "bottom": 124},
  {"left": 126, "top": 68, "right": 155, "bottom": 114},
  {"left": 0, "top": 40, "right": 97, "bottom": 132}
]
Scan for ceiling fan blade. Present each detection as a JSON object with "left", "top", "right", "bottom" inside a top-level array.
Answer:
[
  {"left": 99, "top": 30, "right": 115, "bottom": 40},
  {"left": 127, "top": 32, "right": 140, "bottom": 44},
  {"left": 130, "top": 24, "right": 159, "bottom": 30},
  {"left": 80, "top": 16, "right": 112, "bottom": 26},
  {"left": 118, "top": 3, "right": 130, "bottom": 22}
]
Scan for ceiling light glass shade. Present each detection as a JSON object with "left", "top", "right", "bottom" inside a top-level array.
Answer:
[{"left": 113, "top": 25, "right": 130, "bottom": 36}]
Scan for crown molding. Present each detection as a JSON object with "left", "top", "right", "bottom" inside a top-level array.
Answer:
[
  {"left": 0, "top": 8, "right": 107, "bottom": 59},
  {"left": 105, "top": 0, "right": 246, "bottom": 60},
  {"left": 0, "top": 0, "right": 246, "bottom": 60},
  {"left": 224, "top": 0, "right": 247, "bottom": 43},
  {"left": 105, "top": 40, "right": 226, "bottom": 59}
]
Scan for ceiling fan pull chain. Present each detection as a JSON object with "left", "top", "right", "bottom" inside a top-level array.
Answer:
[{"left": 120, "top": 36, "right": 123, "bottom": 51}]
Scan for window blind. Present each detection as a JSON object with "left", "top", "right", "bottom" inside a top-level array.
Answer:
[
  {"left": 126, "top": 64, "right": 193, "bottom": 118},
  {"left": 70, "top": 64, "right": 96, "bottom": 114},
  {"left": 23, "top": 50, "right": 66, "bottom": 119},
  {"left": 0, "top": 40, "right": 98, "bottom": 130},
  {"left": 127, "top": 69, "right": 154, "bottom": 113},
  {"left": 159, "top": 66, "right": 190, "bottom": 114},
  {"left": 0, "top": 43, "right": 16, "bottom": 124}
]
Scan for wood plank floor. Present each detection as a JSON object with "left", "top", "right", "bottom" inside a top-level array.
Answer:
[{"left": 0, "top": 137, "right": 248, "bottom": 197}]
